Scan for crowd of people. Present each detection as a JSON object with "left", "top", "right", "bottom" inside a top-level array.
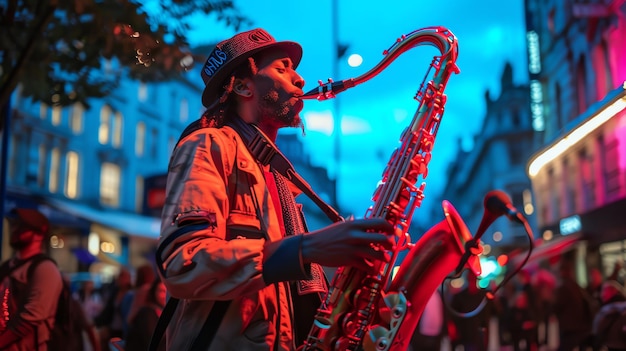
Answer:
[{"left": 407, "top": 256, "right": 626, "bottom": 351}]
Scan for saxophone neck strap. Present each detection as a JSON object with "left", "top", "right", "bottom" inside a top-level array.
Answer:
[{"left": 227, "top": 118, "right": 343, "bottom": 223}]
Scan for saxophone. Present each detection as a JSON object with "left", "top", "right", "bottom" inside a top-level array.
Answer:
[{"left": 299, "top": 26, "right": 485, "bottom": 351}]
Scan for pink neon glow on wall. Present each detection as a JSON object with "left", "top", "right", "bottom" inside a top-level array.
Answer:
[
  {"left": 608, "top": 18, "right": 626, "bottom": 88},
  {"left": 614, "top": 109, "right": 626, "bottom": 172}
]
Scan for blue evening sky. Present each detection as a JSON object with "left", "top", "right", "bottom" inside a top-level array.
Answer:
[{"left": 186, "top": 0, "right": 529, "bottom": 219}]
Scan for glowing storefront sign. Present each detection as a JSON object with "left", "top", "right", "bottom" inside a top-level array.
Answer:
[{"left": 560, "top": 215, "right": 582, "bottom": 235}]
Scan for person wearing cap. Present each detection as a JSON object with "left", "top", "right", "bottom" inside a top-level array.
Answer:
[
  {"left": 156, "top": 28, "right": 395, "bottom": 350},
  {"left": 0, "top": 208, "right": 63, "bottom": 350}
]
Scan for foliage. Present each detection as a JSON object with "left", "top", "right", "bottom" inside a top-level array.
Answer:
[{"left": 0, "top": 0, "right": 251, "bottom": 108}]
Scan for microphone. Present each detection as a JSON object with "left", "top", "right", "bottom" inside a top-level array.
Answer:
[
  {"left": 484, "top": 190, "right": 525, "bottom": 224},
  {"left": 453, "top": 190, "right": 527, "bottom": 277}
]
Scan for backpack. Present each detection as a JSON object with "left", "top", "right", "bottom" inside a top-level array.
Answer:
[{"left": 0, "top": 254, "right": 85, "bottom": 351}]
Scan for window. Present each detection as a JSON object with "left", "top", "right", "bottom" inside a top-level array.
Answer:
[
  {"left": 136, "top": 176, "right": 144, "bottom": 212},
  {"left": 51, "top": 106, "right": 62, "bottom": 126},
  {"left": 563, "top": 157, "right": 576, "bottom": 215},
  {"left": 180, "top": 98, "right": 189, "bottom": 123},
  {"left": 100, "top": 162, "right": 120, "bottom": 206},
  {"left": 39, "top": 103, "right": 48, "bottom": 120},
  {"left": 112, "top": 111, "right": 123, "bottom": 148},
  {"left": 578, "top": 149, "right": 595, "bottom": 210},
  {"left": 70, "top": 103, "right": 84, "bottom": 134},
  {"left": 603, "top": 138, "right": 620, "bottom": 198},
  {"left": 555, "top": 83, "right": 563, "bottom": 131},
  {"left": 151, "top": 127, "right": 158, "bottom": 158},
  {"left": 576, "top": 57, "right": 588, "bottom": 116},
  {"left": 99, "top": 105, "right": 112, "bottom": 144},
  {"left": 37, "top": 144, "right": 46, "bottom": 187},
  {"left": 511, "top": 109, "right": 520, "bottom": 127},
  {"left": 509, "top": 140, "right": 524, "bottom": 165},
  {"left": 65, "top": 151, "right": 79, "bottom": 198},
  {"left": 593, "top": 41, "right": 613, "bottom": 99},
  {"left": 547, "top": 8, "right": 556, "bottom": 35},
  {"left": 136, "top": 122, "right": 145, "bottom": 156},
  {"left": 138, "top": 82, "right": 148, "bottom": 102},
  {"left": 49, "top": 147, "right": 60, "bottom": 193}
]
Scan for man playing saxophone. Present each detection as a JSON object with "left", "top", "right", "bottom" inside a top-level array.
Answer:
[{"left": 154, "top": 28, "right": 395, "bottom": 351}]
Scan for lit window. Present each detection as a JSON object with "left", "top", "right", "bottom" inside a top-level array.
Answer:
[
  {"left": 49, "top": 147, "right": 60, "bottom": 193},
  {"left": 99, "top": 105, "right": 112, "bottom": 144},
  {"left": 100, "top": 162, "right": 120, "bottom": 206},
  {"left": 136, "top": 121, "right": 145, "bottom": 156},
  {"left": 40, "top": 103, "right": 48, "bottom": 120},
  {"left": 51, "top": 106, "right": 62, "bottom": 126},
  {"left": 70, "top": 103, "right": 84, "bottom": 134},
  {"left": 180, "top": 98, "right": 189, "bottom": 122},
  {"left": 138, "top": 82, "right": 148, "bottom": 102},
  {"left": 65, "top": 151, "right": 79, "bottom": 198},
  {"left": 112, "top": 111, "right": 123, "bottom": 148}
]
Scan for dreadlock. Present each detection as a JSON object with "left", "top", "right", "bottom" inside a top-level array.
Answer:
[{"left": 176, "top": 57, "right": 259, "bottom": 145}]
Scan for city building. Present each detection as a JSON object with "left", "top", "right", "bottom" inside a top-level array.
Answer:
[
  {"left": 435, "top": 63, "right": 536, "bottom": 252},
  {"left": 4, "top": 57, "right": 204, "bottom": 279},
  {"left": 524, "top": 0, "right": 626, "bottom": 282}
]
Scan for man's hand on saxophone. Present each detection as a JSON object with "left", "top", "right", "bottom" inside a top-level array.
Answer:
[{"left": 300, "top": 218, "right": 395, "bottom": 274}]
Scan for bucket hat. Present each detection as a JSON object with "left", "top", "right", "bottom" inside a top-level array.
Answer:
[{"left": 200, "top": 28, "right": 303, "bottom": 107}]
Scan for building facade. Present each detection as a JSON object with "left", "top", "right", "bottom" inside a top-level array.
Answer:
[
  {"left": 431, "top": 63, "right": 536, "bottom": 280},
  {"left": 3, "top": 57, "right": 204, "bottom": 280},
  {"left": 524, "top": 0, "right": 626, "bottom": 281}
]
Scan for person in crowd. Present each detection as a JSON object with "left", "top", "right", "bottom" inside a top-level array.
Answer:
[
  {"left": 592, "top": 280, "right": 626, "bottom": 351},
  {"left": 120, "top": 263, "right": 156, "bottom": 336},
  {"left": 508, "top": 289, "right": 538, "bottom": 351},
  {"left": 64, "top": 275, "right": 101, "bottom": 351},
  {"left": 532, "top": 265, "right": 558, "bottom": 349},
  {"left": 553, "top": 258, "right": 596, "bottom": 351},
  {"left": 94, "top": 267, "right": 131, "bottom": 351},
  {"left": 516, "top": 269, "right": 540, "bottom": 350},
  {"left": 587, "top": 267, "right": 605, "bottom": 307},
  {"left": 156, "top": 28, "right": 395, "bottom": 350},
  {"left": 0, "top": 208, "right": 63, "bottom": 350},
  {"left": 410, "top": 288, "right": 445, "bottom": 351},
  {"left": 493, "top": 277, "right": 517, "bottom": 350},
  {"left": 125, "top": 278, "right": 167, "bottom": 351},
  {"left": 74, "top": 279, "right": 104, "bottom": 326},
  {"left": 448, "top": 271, "right": 493, "bottom": 351}
]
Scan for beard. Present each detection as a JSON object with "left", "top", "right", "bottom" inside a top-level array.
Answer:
[
  {"left": 9, "top": 238, "right": 30, "bottom": 250},
  {"left": 256, "top": 86, "right": 303, "bottom": 129}
]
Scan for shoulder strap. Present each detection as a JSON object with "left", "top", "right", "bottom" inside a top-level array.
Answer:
[
  {"left": 150, "top": 223, "right": 232, "bottom": 351},
  {"left": 227, "top": 118, "right": 343, "bottom": 224},
  {"left": 25, "top": 254, "right": 54, "bottom": 280},
  {"left": 0, "top": 254, "right": 51, "bottom": 281}
]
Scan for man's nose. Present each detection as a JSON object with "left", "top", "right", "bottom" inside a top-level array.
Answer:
[{"left": 293, "top": 74, "right": 305, "bottom": 89}]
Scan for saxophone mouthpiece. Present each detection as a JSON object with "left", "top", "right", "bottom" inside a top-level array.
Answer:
[{"left": 301, "top": 78, "right": 356, "bottom": 100}]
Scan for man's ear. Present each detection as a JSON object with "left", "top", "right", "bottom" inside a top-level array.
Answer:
[{"left": 233, "top": 78, "right": 253, "bottom": 97}]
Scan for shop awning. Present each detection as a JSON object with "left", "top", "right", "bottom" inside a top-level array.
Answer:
[
  {"left": 510, "top": 232, "right": 582, "bottom": 267},
  {"left": 46, "top": 198, "right": 161, "bottom": 239}
]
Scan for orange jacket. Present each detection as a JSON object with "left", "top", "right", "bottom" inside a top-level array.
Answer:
[{"left": 158, "top": 125, "right": 314, "bottom": 350}]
